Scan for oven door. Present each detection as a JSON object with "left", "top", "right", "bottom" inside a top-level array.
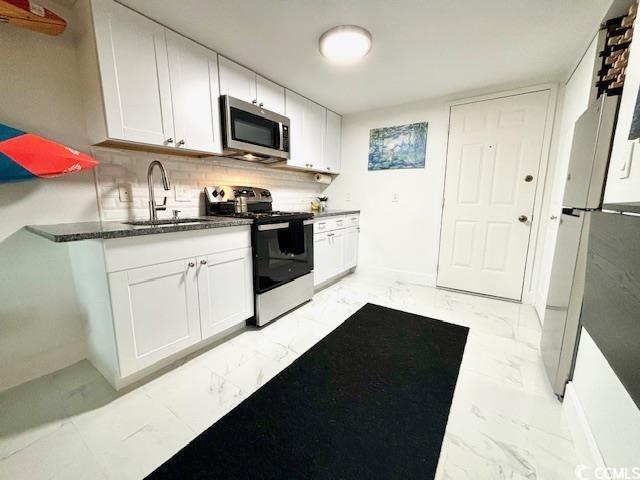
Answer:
[{"left": 253, "top": 221, "right": 313, "bottom": 294}]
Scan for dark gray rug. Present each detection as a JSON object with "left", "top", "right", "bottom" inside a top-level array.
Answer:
[{"left": 147, "top": 303, "right": 469, "bottom": 479}]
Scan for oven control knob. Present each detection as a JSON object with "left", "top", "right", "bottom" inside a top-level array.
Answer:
[
  {"left": 211, "top": 189, "right": 218, "bottom": 197},
  {"left": 219, "top": 189, "right": 225, "bottom": 198}
]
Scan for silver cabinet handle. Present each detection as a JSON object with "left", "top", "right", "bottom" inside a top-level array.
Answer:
[
  {"left": 166, "top": 138, "right": 174, "bottom": 144},
  {"left": 177, "top": 139, "right": 185, "bottom": 146},
  {"left": 200, "top": 259, "right": 207, "bottom": 265},
  {"left": 188, "top": 262, "right": 195, "bottom": 268}
]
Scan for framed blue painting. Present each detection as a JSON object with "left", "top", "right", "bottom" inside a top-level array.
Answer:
[{"left": 368, "top": 122, "right": 428, "bottom": 171}]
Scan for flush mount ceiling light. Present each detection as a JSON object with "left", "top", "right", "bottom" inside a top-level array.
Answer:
[{"left": 319, "top": 25, "right": 372, "bottom": 63}]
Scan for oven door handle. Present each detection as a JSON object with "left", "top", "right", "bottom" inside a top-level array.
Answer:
[
  {"left": 257, "top": 219, "right": 314, "bottom": 231},
  {"left": 257, "top": 222, "right": 290, "bottom": 231}
]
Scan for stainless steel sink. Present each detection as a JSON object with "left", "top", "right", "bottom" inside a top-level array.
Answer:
[{"left": 123, "top": 218, "right": 214, "bottom": 226}]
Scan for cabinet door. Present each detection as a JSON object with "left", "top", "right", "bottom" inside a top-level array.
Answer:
[
  {"left": 166, "top": 31, "right": 222, "bottom": 154},
  {"left": 304, "top": 100, "right": 327, "bottom": 171},
  {"left": 109, "top": 259, "right": 201, "bottom": 377},
  {"left": 256, "top": 75, "right": 285, "bottom": 115},
  {"left": 92, "top": 0, "right": 174, "bottom": 146},
  {"left": 285, "top": 89, "right": 308, "bottom": 168},
  {"left": 328, "top": 230, "right": 345, "bottom": 278},
  {"left": 313, "top": 233, "right": 331, "bottom": 286},
  {"left": 218, "top": 57, "right": 257, "bottom": 104},
  {"left": 324, "top": 110, "right": 342, "bottom": 174},
  {"left": 197, "top": 248, "right": 253, "bottom": 339},
  {"left": 343, "top": 226, "right": 359, "bottom": 270}
]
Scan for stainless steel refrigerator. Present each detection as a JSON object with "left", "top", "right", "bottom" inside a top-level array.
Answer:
[{"left": 541, "top": 93, "right": 620, "bottom": 398}]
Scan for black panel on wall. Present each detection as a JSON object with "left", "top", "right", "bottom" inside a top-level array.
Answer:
[{"left": 582, "top": 210, "right": 640, "bottom": 407}]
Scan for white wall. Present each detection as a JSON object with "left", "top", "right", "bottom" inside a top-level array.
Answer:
[
  {"left": 324, "top": 100, "right": 449, "bottom": 285},
  {"left": 571, "top": 330, "right": 640, "bottom": 468},
  {"left": 532, "top": 36, "right": 598, "bottom": 320},
  {"left": 92, "top": 148, "right": 325, "bottom": 221},
  {"left": 0, "top": 0, "right": 100, "bottom": 391}
]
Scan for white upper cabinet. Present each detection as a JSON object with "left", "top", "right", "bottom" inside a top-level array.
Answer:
[
  {"left": 284, "top": 89, "right": 308, "bottom": 168},
  {"left": 256, "top": 75, "right": 285, "bottom": 115},
  {"left": 218, "top": 56, "right": 257, "bottom": 104},
  {"left": 283, "top": 88, "right": 341, "bottom": 173},
  {"left": 79, "top": 0, "right": 339, "bottom": 165},
  {"left": 219, "top": 58, "right": 285, "bottom": 114},
  {"left": 166, "top": 31, "right": 222, "bottom": 153},
  {"left": 304, "top": 99, "right": 326, "bottom": 170},
  {"left": 324, "top": 110, "right": 342, "bottom": 174},
  {"left": 91, "top": 0, "right": 174, "bottom": 146}
]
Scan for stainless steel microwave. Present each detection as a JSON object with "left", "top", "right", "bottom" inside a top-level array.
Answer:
[{"left": 220, "top": 95, "right": 290, "bottom": 164}]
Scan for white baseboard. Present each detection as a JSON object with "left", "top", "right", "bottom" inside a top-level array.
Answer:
[
  {"left": 563, "top": 382, "right": 606, "bottom": 472},
  {"left": 356, "top": 265, "right": 436, "bottom": 286}
]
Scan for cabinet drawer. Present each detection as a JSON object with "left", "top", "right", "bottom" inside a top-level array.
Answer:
[
  {"left": 314, "top": 215, "right": 346, "bottom": 233},
  {"left": 104, "top": 226, "right": 251, "bottom": 272},
  {"left": 346, "top": 214, "right": 360, "bottom": 227}
]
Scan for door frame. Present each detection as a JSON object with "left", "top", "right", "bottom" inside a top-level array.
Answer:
[{"left": 437, "top": 83, "right": 559, "bottom": 304}]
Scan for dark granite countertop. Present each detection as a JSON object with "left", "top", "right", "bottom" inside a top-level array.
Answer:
[
  {"left": 26, "top": 216, "right": 253, "bottom": 243},
  {"left": 312, "top": 209, "right": 360, "bottom": 218}
]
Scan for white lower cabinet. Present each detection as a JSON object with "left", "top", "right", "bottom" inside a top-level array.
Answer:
[
  {"left": 313, "top": 214, "right": 359, "bottom": 287},
  {"left": 197, "top": 248, "right": 253, "bottom": 340},
  {"left": 109, "top": 259, "right": 202, "bottom": 377},
  {"left": 343, "top": 226, "right": 359, "bottom": 270},
  {"left": 68, "top": 227, "right": 253, "bottom": 389}
]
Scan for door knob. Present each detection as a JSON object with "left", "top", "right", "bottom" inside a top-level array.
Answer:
[
  {"left": 200, "top": 259, "right": 207, "bottom": 265},
  {"left": 525, "top": 175, "right": 534, "bottom": 182},
  {"left": 177, "top": 139, "right": 185, "bottom": 146},
  {"left": 518, "top": 215, "right": 528, "bottom": 223},
  {"left": 188, "top": 262, "right": 195, "bottom": 268},
  {"left": 165, "top": 138, "right": 174, "bottom": 144},
  {"left": 550, "top": 215, "right": 558, "bottom": 220}
]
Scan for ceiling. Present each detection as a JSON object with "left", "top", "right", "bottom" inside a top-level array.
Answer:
[{"left": 118, "top": 0, "right": 613, "bottom": 114}]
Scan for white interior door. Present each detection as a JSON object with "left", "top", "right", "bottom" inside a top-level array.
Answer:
[{"left": 437, "top": 91, "right": 550, "bottom": 300}]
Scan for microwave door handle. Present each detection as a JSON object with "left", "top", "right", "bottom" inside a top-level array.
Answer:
[
  {"left": 257, "top": 222, "right": 290, "bottom": 231},
  {"left": 278, "top": 123, "right": 284, "bottom": 151}
]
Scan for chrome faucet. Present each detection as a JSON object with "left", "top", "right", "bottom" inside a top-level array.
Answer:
[{"left": 147, "top": 160, "right": 170, "bottom": 222}]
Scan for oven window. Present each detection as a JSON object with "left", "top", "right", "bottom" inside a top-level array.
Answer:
[
  {"left": 254, "top": 223, "right": 313, "bottom": 293},
  {"left": 230, "top": 107, "right": 279, "bottom": 149}
]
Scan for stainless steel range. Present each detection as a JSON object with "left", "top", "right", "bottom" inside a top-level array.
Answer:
[{"left": 205, "top": 186, "right": 314, "bottom": 326}]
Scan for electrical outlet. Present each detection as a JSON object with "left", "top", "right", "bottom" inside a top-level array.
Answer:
[
  {"left": 174, "top": 184, "right": 190, "bottom": 202},
  {"left": 392, "top": 192, "right": 400, "bottom": 203},
  {"left": 118, "top": 183, "right": 133, "bottom": 203}
]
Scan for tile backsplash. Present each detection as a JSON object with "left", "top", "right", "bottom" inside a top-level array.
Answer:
[{"left": 92, "top": 147, "right": 328, "bottom": 221}]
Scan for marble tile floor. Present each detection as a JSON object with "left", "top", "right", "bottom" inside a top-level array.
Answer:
[{"left": 0, "top": 273, "right": 578, "bottom": 479}]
